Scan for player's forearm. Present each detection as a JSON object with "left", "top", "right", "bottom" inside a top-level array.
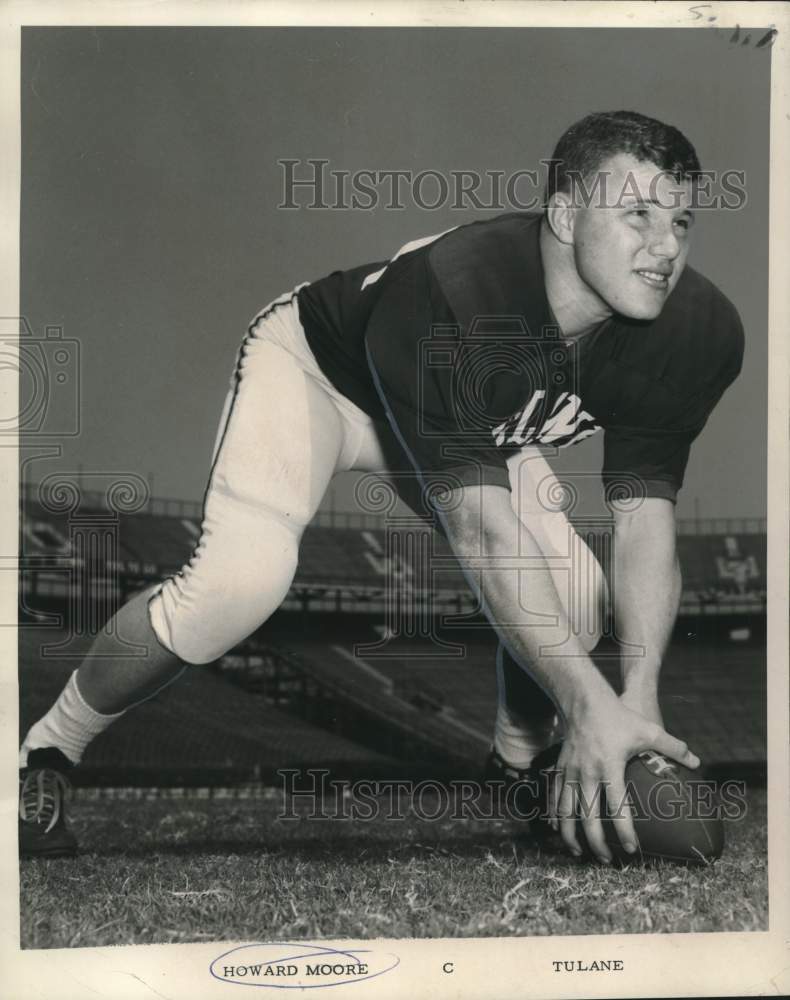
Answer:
[
  {"left": 612, "top": 501, "right": 681, "bottom": 701},
  {"left": 445, "top": 500, "right": 614, "bottom": 722}
]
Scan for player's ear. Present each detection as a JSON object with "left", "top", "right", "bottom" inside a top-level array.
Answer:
[{"left": 545, "top": 192, "right": 576, "bottom": 246}]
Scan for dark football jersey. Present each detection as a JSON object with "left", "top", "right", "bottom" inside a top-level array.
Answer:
[{"left": 297, "top": 213, "right": 743, "bottom": 505}]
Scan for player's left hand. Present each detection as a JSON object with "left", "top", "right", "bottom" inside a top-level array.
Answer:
[{"left": 549, "top": 694, "right": 699, "bottom": 863}]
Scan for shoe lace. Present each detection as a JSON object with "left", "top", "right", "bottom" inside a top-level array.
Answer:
[{"left": 19, "top": 768, "right": 71, "bottom": 834}]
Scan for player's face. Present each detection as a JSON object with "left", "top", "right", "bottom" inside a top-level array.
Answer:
[{"left": 570, "top": 154, "right": 694, "bottom": 321}]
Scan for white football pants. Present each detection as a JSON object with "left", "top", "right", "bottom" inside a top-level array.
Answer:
[{"left": 147, "top": 289, "right": 605, "bottom": 665}]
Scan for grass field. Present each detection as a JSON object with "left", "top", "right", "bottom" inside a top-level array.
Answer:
[{"left": 20, "top": 787, "right": 767, "bottom": 948}]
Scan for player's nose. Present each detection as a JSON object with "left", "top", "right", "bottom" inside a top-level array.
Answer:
[{"left": 648, "top": 222, "right": 681, "bottom": 261}]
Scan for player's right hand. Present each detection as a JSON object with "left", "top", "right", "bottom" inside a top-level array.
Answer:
[{"left": 550, "top": 689, "right": 700, "bottom": 863}]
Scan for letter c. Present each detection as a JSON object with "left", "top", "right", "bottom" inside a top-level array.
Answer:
[{"left": 443, "top": 962, "right": 454, "bottom": 974}]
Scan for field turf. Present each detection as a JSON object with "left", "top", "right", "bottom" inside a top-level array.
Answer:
[{"left": 20, "top": 787, "right": 767, "bottom": 948}]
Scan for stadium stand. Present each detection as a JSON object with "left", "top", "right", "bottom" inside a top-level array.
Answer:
[
  {"left": 19, "top": 627, "right": 405, "bottom": 785},
  {"left": 676, "top": 533, "right": 766, "bottom": 610},
  {"left": 274, "top": 625, "right": 766, "bottom": 771},
  {"left": 18, "top": 483, "right": 767, "bottom": 783},
  {"left": 275, "top": 629, "right": 493, "bottom": 763},
  {"left": 20, "top": 488, "right": 766, "bottom": 607}
]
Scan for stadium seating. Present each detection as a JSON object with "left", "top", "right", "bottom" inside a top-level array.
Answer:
[
  {"left": 273, "top": 628, "right": 766, "bottom": 770},
  {"left": 272, "top": 630, "right": 489, "bottom": 765},
  {"left": 676, "top": 534, "right": 766, "bottom": 597},
  {"left": 18, "top": 490, "right": 767, "bottom": 782},
  {"left": 19, "top": 628, "right": 403, "bottom": 784},
  {"left": 21, "top": 493, "right": 766, "bottom": 607}
]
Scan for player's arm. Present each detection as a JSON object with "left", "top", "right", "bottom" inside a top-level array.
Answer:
[
  {"left": 600, "top": 286, "right": 745, "bottom": 730},
  {"left": 440, "top": 482, "right": 700, "bottom": 863},
  {"left": 611, "top": 498, "right": 680, "bottom": 726}
]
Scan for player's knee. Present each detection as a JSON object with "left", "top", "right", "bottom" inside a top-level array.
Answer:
[
  {"left": 150, "top": 576, "right": 294, "bottom": 665},
  {"left": 146, "top": 527, "right": 300, "bottom": 665},
  {"left": 165, "top": 641, "right": 224, "bottom": 667},
  {"left": 147, "top": 586, "right": 187, "bottom": 661}
]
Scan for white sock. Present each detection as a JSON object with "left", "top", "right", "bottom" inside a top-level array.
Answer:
[
  {"left": 19, "top": 671, "right": 125, "bottom": 767},
  {"left": 494, "top": 703, "right": 558, "bottom": 770}
]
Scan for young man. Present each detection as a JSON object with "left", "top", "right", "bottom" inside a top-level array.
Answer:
[{"left": 19, "top": 111, "right": 743, "bottom": 865}]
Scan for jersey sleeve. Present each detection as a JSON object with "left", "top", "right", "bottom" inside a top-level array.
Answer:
[
  {"left": 602, "top": 425, "right": 696, "bottom": 503},
  {"left": 363, "top": 255, "right": 512, "bottom": 506},
  {"left": 602, "top": 308, "right": 744, "bottom": 504}
]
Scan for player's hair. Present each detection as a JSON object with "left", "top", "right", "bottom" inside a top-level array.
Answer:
[{"left": 544, "top": 110, "right": 701, "bottom": 206}]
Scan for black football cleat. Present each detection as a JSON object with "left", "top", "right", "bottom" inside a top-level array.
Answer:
[
  {"left": 19, "top": 748, "right": 78, "bottom": 858},
  {"left": 482, "top": 745, "right": 561, "bottom": 844}
]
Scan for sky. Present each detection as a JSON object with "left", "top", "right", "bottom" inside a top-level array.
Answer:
[{"left": 18, "top": 26, "right": 770, "bottom": 520}]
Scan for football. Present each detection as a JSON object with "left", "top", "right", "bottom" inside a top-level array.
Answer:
[{"left": 531, "top": 743, "right": 725, "bottom": 865}]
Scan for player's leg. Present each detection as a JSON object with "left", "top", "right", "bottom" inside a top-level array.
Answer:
[
  {"left": 20, "top": 382, "right": 240, "bottom": 769},
  {"left": 492, "top": 446, "right": 607, "bottom": 768},
  {"left": 21, "top": 384, "right": 245, "bottom": 779},
  {"left": 23, "top": 331, "right": 351, "bottom": 751},
  {"left": 19, "top": 583, "right": 187, "bottom": 856},
  {"left": 20, "top": 301, "right": 357, "bottom": 852},
  {"left": 52, "top": 384, "right": 244, "bottom": 716}
]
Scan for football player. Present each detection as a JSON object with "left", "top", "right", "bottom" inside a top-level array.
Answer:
[{"left": 19, "top": 111, "right": 743, "bottom": 864}]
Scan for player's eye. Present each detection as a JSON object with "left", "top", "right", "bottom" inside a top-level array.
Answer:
[{"left": 674, "top": 217, "right": 692, "bottom": 231}]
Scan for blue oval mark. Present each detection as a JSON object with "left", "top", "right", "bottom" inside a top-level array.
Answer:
[{"left": 209, "top": 942, "right": 400, "bottom": 989}]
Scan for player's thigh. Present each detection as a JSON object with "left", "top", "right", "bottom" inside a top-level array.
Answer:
[
  {"left": 149, "top": 489, "right": 303, "bottom": 664},
  {"left": 147, "top": 343, "right": 352, "bottom": 664},
  {"left": 349, "top": 420, "right": 435, "bottom": 520},
  {"left": 506, "top": 446, "right": 606, "bottom": 652},
  {"left": 210, "top": 338, "right": 347, "bottom": 527}
]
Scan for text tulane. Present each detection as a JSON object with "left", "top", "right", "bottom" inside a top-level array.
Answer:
[{"left": 552, "top": 959, "right": 624, "bottom": 972}]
